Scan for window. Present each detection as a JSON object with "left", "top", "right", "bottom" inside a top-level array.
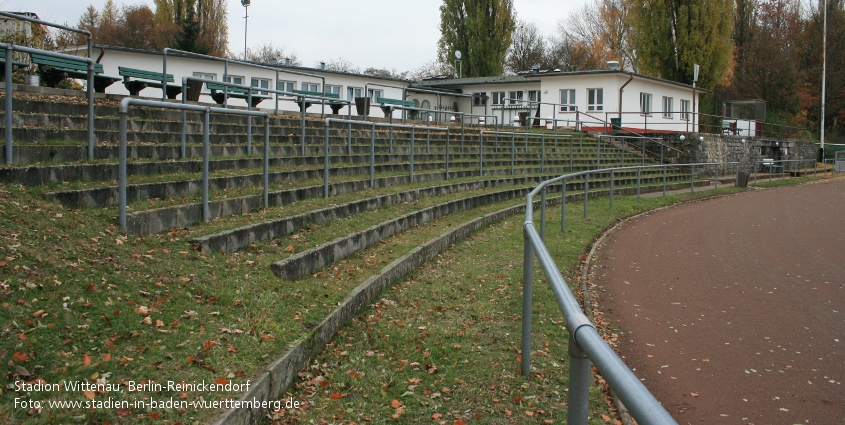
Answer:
[
  {"left": 662, "top": 96, "right": 673, "bottom": 118},
  {"left": 251, "top": 78, "right": 270, "bottom": 96},
  {"left": 528, "top": 90, "right": 541, "bottom": 103},
  {"left": 301, "top": 82, "right": 320, "bottom": 92},
  {"left": 473, "top": 92, "right": 487, "bottom": 106},
  {"left": 278, "top": 80, "right": 296, "bottom": 93},
  {"left": 680, "top": 99, "right": 691, "bottom": 121},
  {"left": 347, "top": 87, "right": 362, "bottom": 100},
  {"left": 324, "top": 84, "right": 341, "bottom": 97},
  {"left": 640, "top": 93, "right": 652, "bottom": 115},
  {"left": 223, "top": 75, "right": 244, "bottom": 85},
  {"left": 193, "top": 72, "right": 216, "bottom": 93},
  {"left": 560, "top": 89, "right": 576, "bottom": 112},
  {"left": 508, "top": 91, "right": 523, "bottom": 104},
  {"left": 367, "top": 89, "right": 383, "bottom": 102},
  {"left": 492, "top": 92, "right": 506, "bottom": 105},
  {"left": 587, "top": 88, "right": 603, "bottom": 111}
]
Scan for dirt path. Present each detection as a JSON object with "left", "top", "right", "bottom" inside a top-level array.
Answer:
[{"left": 591, "top": 179, "right": 845, "bottom": 425}]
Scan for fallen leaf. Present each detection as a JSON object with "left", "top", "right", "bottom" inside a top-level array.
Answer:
[
  {"left": 12, "top": 352, "right": 28, "bottom": 362},
  {"left": 32, "top": 310, "right": 46, "bottom": 318},
  {"left": 432, "top": 413, "right": 443, "bottom": 420},
  {"left": 103, "top": 353, "right": 111, "bottom": 362},
  {"left": 329, "top": 393, "right": 346, "bottom": 400},
  {"left": 17, "top": 333, "right": 26, "bottom": 341},
  {"left": 690, "top": 392, "right": 699, "bottom": 397},
  {"left": 202, "top": 340, "right": 216, "bottom": 351},
  {"left": 134, "top": 306, "right": 151, "bottom": 316},
  {"left": 83, "top": 353, "right": 92, "bottom": 366},
  {"left": 391, "top": 399, "right": 402, "bottom": 409},
  {"left": 215, "top": 378, "right": 229, "bottom": 385},
  {"left": 83, "top": 389, "right": 96, "bottom": 400}
]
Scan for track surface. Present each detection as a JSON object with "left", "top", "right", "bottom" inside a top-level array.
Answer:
[{"left": 592, "top": 179, "right": 845, "bottom": 425}]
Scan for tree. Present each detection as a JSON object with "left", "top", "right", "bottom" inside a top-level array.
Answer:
[
  {"left": 363, "top": 67, "right": 401, "bottom": 79},
  {"left": 323, "top": 57, "right": 360, "bottom": 73},
  {"left": 507, "top": 20, "right": 546, "bottom": 72},
  {"left": 119, "top": 5, "right": 160, "bottom": 50},
  {"left": 628, "top": 0, "right": 734, "bottom": 90},
  {"left": 799, "top": 0, "right": 845, "bottom": 139},
  {"left": 244, "top": 41, "right": 300, "bottom": 65},
  {"left": 175, "top": 0, "right": 208, "bottom": 54},
  {"left": 563, "top": 0, "right": 636, "bottom": 71},
  {"left": 437, "top": 0, "right": 517, "bottom": 78}
]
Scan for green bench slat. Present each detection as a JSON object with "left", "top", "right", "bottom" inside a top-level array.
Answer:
[
  {"left": 0, "top": 50, "right": 29, "bottom": 69},
  {"left": 377, "top": 97, "right": 414, "bottom": 107},
  {"left": 118, "top": 67, "right": 174, "bottom": 83},
  {"left": 292, "top": 89, "right": 340, "bottom": 99},
  {"left": 32, "top": 53, "right": 104, "bottom": 74}
]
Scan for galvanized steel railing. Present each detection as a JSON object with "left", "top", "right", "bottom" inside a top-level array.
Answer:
[
  {"left": 521, "top": 161, "right": 746, "bottom": 425},
  {"left": 751, "top": 158, "right": 823, "bottom": 183},
  {"left": 118, "top": 98, "right": 271, "bottom": 231}
]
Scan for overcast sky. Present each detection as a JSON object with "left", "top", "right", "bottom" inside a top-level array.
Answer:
[{"left": 18, "top": 0, "right": 587, "bottom": 71}]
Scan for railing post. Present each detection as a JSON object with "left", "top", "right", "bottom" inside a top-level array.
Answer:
[
  {"left": 561, "top": 181, "right": 567, "bottom": 233},
  {"left": 583, "top": 174, "right": 589, "bottom": 218},
  {"left": 389, "top": 111, "right": 394, "bottom": 153},
  {"left": 567, "top": 334, "right": 591, "bottom": 425},
  {"left": 596, "top": 137, "right": 601, "bottom": 169},
  {"left": 479, "top": 132, "right": 484, "bottom": 175},
  {"left": 521, "top": 226, "right": 534, "bottom": 376},
  {"left": 663, "top": 166, "right": 667, "bottom": 196},
  {"left": 5, "top": 45, "right": 13, "bottom": 165},
  {"left": 87, "top": 61, "right": 95, "bottom": 160},
  {"left": 541, "top": 135, "right": 546, "bottom": 173},
  {"left": 410, "top": 127, "right": 415, "bottom": 183},
  {"left": 609, "top": 169, "right": 614, "bottom": 208},
  {"left": 715, "top": 164, "right": 719, "bottom": 189},
  {"left": 570, "top": 135, "right": 574, "bottom": 172},
  {"left": 511, "top": 133, "right": 515, "bottom": 174},
  {"left": 263, "top": 118, "right": 270, "bottom": 208},
  {"left": 446, "top": 130, "right": 450, "bottom": 179},
  {"left": 247, "top": 91, "right": 253, "bottom": 155},
  {"left": 637, "top": 168, "right": 641, "bottom": 202},
  {"left": 691, "top": 164, "right": 696, "bottom": 193},
  {"left": 202, "top": 108, "right": 210, "bottom": 222},
  {"left": 370, "top": 123, "right": 376, "bottom": 188},
  {"left": 118, "top": 107, "right": 128, "bottom": 231},
  {"left": 323, "top": 120, "right": 330, "bottom": 198},
  {"left": 300, "top": 98, "right": 307, "bottom": 156},
  {"left": 540, "top": 188, "right": 546, "bottom": 241}
]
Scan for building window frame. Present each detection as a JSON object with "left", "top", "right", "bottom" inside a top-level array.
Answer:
[
  {"left": 640, "top": 92, "right": 653, "bottom": 116},
  {"left": 223, "top": 75, "right": 245, "bottom": 86},
  {"left": 324, "top": 84, "right": 342, "bottom": 97},
  {"left": 250, "top": 77, "right": 270, "bottom": 96},
  {"left": 587, "top": 88, "right": 603, "bottom": 111},
  {"left": 528, "top": 90, "right": 541, "bottom": 103},
  {"left": 560, "top": 89, "right": 576, "bottom": 112},
  {"left": 508, "top": 91, "right": 524, "bottom": 104},
  {"left": 301, "top": 82, "right": 320, "bottom": 93},
  {"left": 473, "top": 92, "right": 487, "bottom": 106},
  {"left": 192, "top": 72, "right": 216, "bottom": 93},
  {"left": 492, "top": 91, "right": 506, "bottom": 105},
  {"left": 662, "top": 96, "right": 673, "bottom": 119},
  {"left": 367, "top": 89, "right": 383, "bottom": 102},
  {"left": 347, "top": 87, "right": 362, "bottom": 101},
  {"left": 680, "top": 99, "right": 691, "bottom": 121}
]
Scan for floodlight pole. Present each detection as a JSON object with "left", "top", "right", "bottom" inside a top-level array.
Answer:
[
  {"left": 242, "top": 0, "right": 251, "bottom": 61},
  {"left": 821, "top": 0, "right": 827, "bottom": 158}
]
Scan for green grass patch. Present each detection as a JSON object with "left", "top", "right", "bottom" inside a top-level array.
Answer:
[{"left": 265, "top": 186, "right": 744, "bottom": 424}]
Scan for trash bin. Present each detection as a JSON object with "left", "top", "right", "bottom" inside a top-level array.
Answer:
[
  {"left": 611, "top": 118, "right": 622, "bottom": 131},
  {"left": 354, "top": 97, "right": 370, "bottom": 116},
  {"left": 185, "top": 79, "right": 204, "bottom": 102},
  {"left": 737, "top": 171, "right": 750, "bottom": 188}
]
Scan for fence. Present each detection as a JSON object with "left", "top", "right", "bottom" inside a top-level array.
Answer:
[
  {"left": 323, "top": 118, "right": 451, "bottom": 197},
  {"left": 751, "top": 158, "right": 823, "bottom": 183},
  {"left": 118, "top": 98, "right": 271, "bottom": 231},
  {"left": 521, "top": 161, "right": 744, "bottom": 425}
]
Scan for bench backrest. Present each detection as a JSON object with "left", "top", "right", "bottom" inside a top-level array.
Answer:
[
  {"left": 31, "top": 53, "right": 103, "bottom": 74},
  {"left": 118, "top": 66, "right": 174, "bottom": 83},
  {"left": 377, "top": 97, "right": 415, "bottom": 107},
  {"left": 206, "top": 82, "right": 250, "bottom": 94},
  {"left": 292, "top": 89, "right": 340, "bottom": 99}
]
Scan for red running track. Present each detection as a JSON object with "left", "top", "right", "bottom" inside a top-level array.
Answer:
[{"left": 592, "top": 179, "right": 845, "bottom": 425}]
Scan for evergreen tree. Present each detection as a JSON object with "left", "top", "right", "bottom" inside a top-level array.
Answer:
[
  {"left": 627, "top": 0, "right": 733, "bottom": 90},
  {"left": 437, "top": 0, "right": 516, "bottom": 78},
  {"left": 175, "top": 0, "right": 209, "bottom": 54}
]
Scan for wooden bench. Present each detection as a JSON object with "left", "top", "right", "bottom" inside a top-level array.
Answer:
[
  {"left": 376, "top": 97, "right": 415, "bottom": 116},
  {"left": 118, "top": 66, "right": 182, "bottom": 99},
  {"left": 31, "top": 53, "right": 120, "bottom": 92},
  {"left": 206, "top": 82, "right": 270, "bottom": 107},
  {"left": 292, "top": 90, "right": 345, "bottom": 114}
]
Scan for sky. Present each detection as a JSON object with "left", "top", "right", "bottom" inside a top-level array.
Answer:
[{"left": 18, "top": 0, "right": 588, "bottom": 72}]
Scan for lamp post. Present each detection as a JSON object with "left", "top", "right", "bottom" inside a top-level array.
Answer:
[
  {"left": 454, "top": 50, "right": 462, "bottom": 79},
  {"left": 241, "top": 0, "right": 251, "bottom": 61},
  {"left": 821, "top": 0, "right": 827, "bottom": 160}
]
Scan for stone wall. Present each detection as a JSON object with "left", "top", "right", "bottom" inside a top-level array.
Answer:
[{"left": 658, "top": 134, "right": 816, "bottom": 175}]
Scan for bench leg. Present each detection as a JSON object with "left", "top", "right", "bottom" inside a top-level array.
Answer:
[{"left": 330, "top": 105, "right": 343, "bottom": 115}]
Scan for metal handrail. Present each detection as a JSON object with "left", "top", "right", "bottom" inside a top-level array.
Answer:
[
  {"left": 118, "top": 98, "right": 271, "bottom": 231},
  {"left": 522, "top": 161, "right": 742, "bottom": 425},
  {"left": 751, "top": 158, "right": 821, "bottom": 183},
  {"left": 479, "top": 130, "right": 552, "bottom": 174},
  {"left": 2, "top": 44, "right": 96, "bottom": 163},
  {"left": 323, "top": 118, "right": 451, "bottom": 195}
]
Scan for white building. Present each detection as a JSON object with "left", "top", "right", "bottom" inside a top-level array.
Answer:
[{"left": 63, "top": 45, "right": 700, "bottom": 132}]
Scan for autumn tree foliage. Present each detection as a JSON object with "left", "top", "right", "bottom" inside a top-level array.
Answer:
[
  {"left": 437, "top": 0, "right": 517, "bottom": 78},
  {"left": 506, "top": 20, "right": 546, "bottom": 72},
  {"left": 74, "top": 0, "right": 228, "bottom": 56},
  {"left": 799, "top": 0, "right": 845, "bottom": 140},
  {"left": 561, "top": 0, "right": 636, "bottom": 71},
  {"left": 628, "top": 0, "right": 733, "bottom": 90}
]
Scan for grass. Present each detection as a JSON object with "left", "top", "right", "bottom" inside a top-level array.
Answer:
[{"left": 264, "top": 185, "right": 750, "bottom": 425}]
